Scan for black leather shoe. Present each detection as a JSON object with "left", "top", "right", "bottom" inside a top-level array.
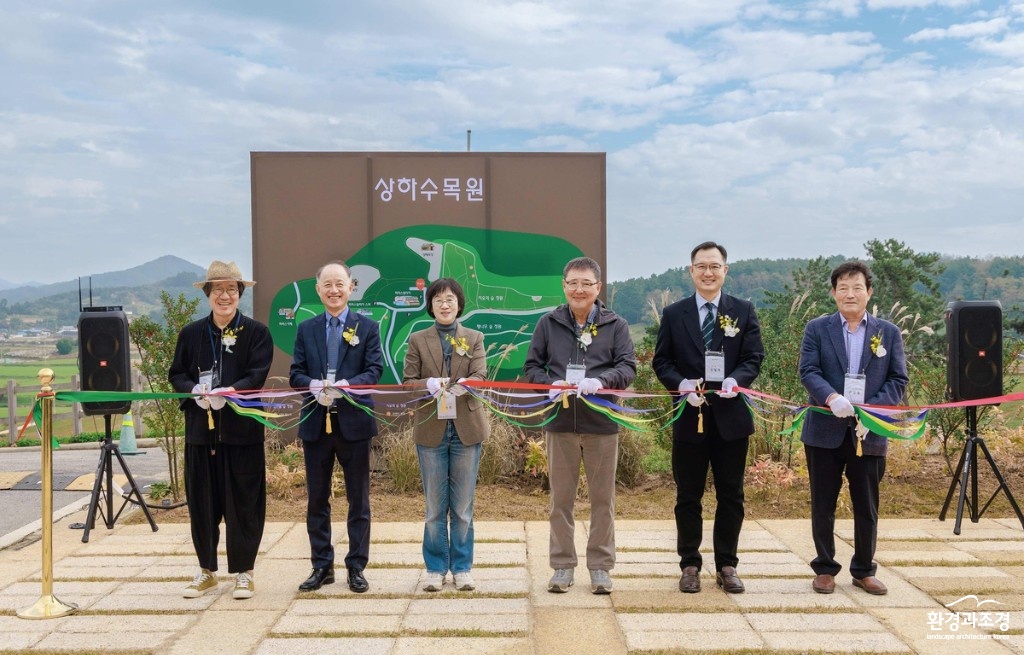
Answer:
[
  {"left": 347, "top": 567, "right": 369, "bottom": 593},
  {"left": 715, "top": 566, "right": 745, "bottom": 594},
  {"left": 679, "top": 566, "right": 701, "bottom": 593},
  {"left": 298, "top": 567, "right": 335, "bottom": 592}
]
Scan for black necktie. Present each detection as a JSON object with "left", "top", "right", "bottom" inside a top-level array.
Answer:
[
  {"left": 327, "top": 316, "right": 340, "bottom": 372},
  {"left": 701, "top": 302, "right": 714, "bottom": 350}
]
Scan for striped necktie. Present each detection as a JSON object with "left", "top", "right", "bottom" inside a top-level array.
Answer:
[
  {"left": 327, "top": 316, "right": 341, "bottom": 372},
  {"left": 701, "top": 302, "right": 715, "bottom": 350}
]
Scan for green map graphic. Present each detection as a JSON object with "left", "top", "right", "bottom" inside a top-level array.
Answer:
[{"left": 268, "top": 225, "right": 582, "bottom": 384}]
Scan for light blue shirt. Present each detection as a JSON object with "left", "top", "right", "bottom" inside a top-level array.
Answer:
[
  {"left": 841, "top": 314, "right": 868, "bottom": 375},
  {"left": 325, "top": 307, "right": 351, "bottom": 341},
  {"left": 696, "top": 293, "right": 721, "bottom": 325}
]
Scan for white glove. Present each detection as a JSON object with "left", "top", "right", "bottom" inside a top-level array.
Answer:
[
  {"left": 308, "top": 379, "right": 331, "bottom": 406},
  {"left": 451, "top": 378, "right": 469, "bottom": 397},
  {"left": 828, "top": 394, "right": 856, "bottom": 418},
  {"left": 208, "top": 387, "right": 228, "bottom": 410},
  {"left": 328, "top": 378, "right": 349, "bottom": 398},
  {"left": 678, "top": 378, "right": 704, "bottom": 407},
  {"left": 549, "top": 380, "right": 568, "bottom": 401},
  {"left": 719, "top": 377, "right": 739, "bottom": 399},
  {"left": 426, "top": 377, "right": 443, "bottom": 396},
  {"left": 577, "top": 378, "right": 603, "bottom": 395},
  {"left": 191, "top": 384, "right": 210, "bottom": 410}
]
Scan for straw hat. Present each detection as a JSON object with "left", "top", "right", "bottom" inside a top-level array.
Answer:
[{"left": 193, "top": 260, "right": 256, "bottom": 288}]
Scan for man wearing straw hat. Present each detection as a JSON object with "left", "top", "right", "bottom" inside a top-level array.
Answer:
[{"left": 169, "top": 260, "right": 273, "bottom": 600}]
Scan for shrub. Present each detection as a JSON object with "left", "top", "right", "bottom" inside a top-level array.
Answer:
[
  {"left": 265, "top": 441, "right": 306, "bottom": 499},
  {"left": 479, "top": 417, "right": 527, "bottom": 484},
  {"left": 55, "top": 338, "right": 76, "bottom": 355},
  {"left": 616, "top": 429, "right": 651, "bottom": 488},
  {"left": 377, "top": 428, "right": 422, "bottom": 493}
]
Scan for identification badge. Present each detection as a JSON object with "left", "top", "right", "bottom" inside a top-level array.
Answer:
[
  {"left": 844, "top": 374, "right": 866, "bottom": 404},
  {"left": 437, "top": 391, "right": 457, "bottom": 419},
  {"left": 704, "top": 351, "right": 725, "bottom": 382},
  {"left": 326, "top": 370, "right": 337, "bottom": 385},
  {"left": 199, "top": 369, "right": 218, "bottom": 390},
  {"left": 565, "top": 364, "right": 586, "bottom": 385}
]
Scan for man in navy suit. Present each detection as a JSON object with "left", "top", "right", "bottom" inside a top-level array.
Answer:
[
  {"left": 290, "top": 261, "right": 383, "bottom": 593},
  {"left": 799, "top": 261, "right": 908, "bottom": 596},
  {"left": 653, "top": 241, "right": 764, "bottom": 594}
]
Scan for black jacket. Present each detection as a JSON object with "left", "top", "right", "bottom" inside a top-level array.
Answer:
[{"left": 169, "top": 312, "right": 274, "bottom": 446}]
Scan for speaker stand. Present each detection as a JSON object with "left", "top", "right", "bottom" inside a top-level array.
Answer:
[
  {"left": 80, "top": 415, "right": 158, "bottom": 543},
  {"left": 939, "top": 406, "right": 1024, "bottom": 534}
]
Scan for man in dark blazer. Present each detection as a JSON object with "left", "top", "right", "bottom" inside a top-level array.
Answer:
[
  {"left": 290, "top": 261, "right": 383, "bottom": 593},
  {"left": 653, "top": 241, "right": 764, "bottom": 594},
  {"left": 799, "top": 261, "right": 907, "bottom": 596}
]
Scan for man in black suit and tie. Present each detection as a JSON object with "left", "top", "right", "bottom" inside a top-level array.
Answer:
[
  {"left": 653, "top": 241, "right": 764, "bottom": 594},
  {"left": 290, "top": 261, "right": 383, "bottom": 593}
]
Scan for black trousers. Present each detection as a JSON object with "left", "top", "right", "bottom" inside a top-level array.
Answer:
[
  {"left": 672, "top": 410, "right": 749, "bottom": 571},
  {"left": 184, "top": 441, "right": 266, "bottom": 573},
  {"left": 302, "top": 433, "right": 372, "bottom": 570},
  {"left": 805, "top": 432, "right": 886, "bottom": 579}
]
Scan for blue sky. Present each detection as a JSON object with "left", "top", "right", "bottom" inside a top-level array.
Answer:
[{"left": 2, "top": 0, "right": 1022, "bottom": 284}]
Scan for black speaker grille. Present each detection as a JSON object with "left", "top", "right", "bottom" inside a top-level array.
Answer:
[
  {"left": 78, "top": 310, "right": 132, "bottom": 415},
  {"left": 947, "top": 301, "right": 1002, "bottom": 402}
]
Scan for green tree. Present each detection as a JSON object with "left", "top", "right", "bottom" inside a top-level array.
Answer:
[
  {"left": 865, "top": 238, "right": 945, "bottom": 330},
  {"left": 55, "top": 338, "right": 76, "bottom": 355},
  {"left": 128, "top": 291, "right": 200, "bottom": 502}
]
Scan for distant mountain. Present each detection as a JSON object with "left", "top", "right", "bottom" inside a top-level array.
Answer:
[{"left": 0, "top": 255, "right": 205, "bottom": 304}]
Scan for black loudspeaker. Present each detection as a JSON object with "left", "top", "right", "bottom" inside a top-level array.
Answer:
[
  {"left": 946, "top": 300, "right": 1002, "bottom": 402},
  {"left": 78, "top": 308, "right": 132, "bottom": 415}
]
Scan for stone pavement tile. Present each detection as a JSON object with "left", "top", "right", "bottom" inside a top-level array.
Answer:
[
  {"left": 879, "top": 539, "right": 962, "bottom": 551},
  {"left": 76, "top": 541, "right": 193, "bottom": 556},
  {"left": 842, "top": 573, "right": 938, "bottom": 609},
  {"left": 289, "top": 598, "right": 410, "bottom": 615},
  {"left": 314, "top": 567, "right": 420, "bottom": 596},
  {"left": 407, "top": 567, "right": 528, "bottom": 595},
  {"left": 615, "top": 519, "right": 677, "bottom": 531},
  {"left": 993, "top": 518, "right": 1024, "bottom": 532},
  {"left": 877, "top": 549, "right": 981, "bottom": 565},
  {"left": 0, "top": 591, "right": 102, "bottom": 612},
  {"left": 760, "top": 630, "right": 911, "bottom": 653},
  {"left": 614, "top": 550, "right": 677, "bottom": 564},
  {"left": 732, "top": 589, "right": 859, "bottom": 609},
  {"left": 89, "top": 590, "right": 221, "bottom": 611},
  {"left": 406, "top": 597, "right": 529, "bottom": 615},
  {"left": 619, "top": 614, "right": 759, "bottom": 652},
  {"left": 255, "top": 637, "right": 396, "bottom": 655},
  {"left": 55, "top": 613, "right": 196, "bottom": 632},
  {"left": 934, "top": 592, "right": 1024, "bottom": 611},
  {"left": 166, "top": 609, "right": 279, "bottom": 655},
  {"left": 262, "top": 522, "right": 309, "bottom": 559},
  {"left": 273, "top": 613, "right": 403, "bottom": 635},
  {"left": 35, "top": 630, "right": 176, "bottom": 652},
  {"left": 0, "top": 632, "right": 44, "bottom": 651},
  {"left": 207, "top": 558, "right": 308, "bottom": 611},
  {"left": 535, "top": 607, "right": 627, "bottom": 655},
  {"left": 474, "top": 520, "right": 526, "bottom": 541},
  {"left": 873, "top": 607, "right": 1019, "bottom": 654},
  {"left": 746, "top": 611, "right": 887, "bottom": 631},
  {"left": 612, "top": 589, "right": 738, "bottom": 612},
  {"left": 373, "top": 521, "right": 425, "bottom": 542},
  {"left": 757, "top": 519, "right": 824, "bottom": 562},
  {"left": 613, "top": 562, "right": 679, "bottom": 577},
  {"left": 466, "top": 542, "right": 527, "bottom": 565},
  {"left": 2, "top": 580, "right": 119, "bottom": 596},
  {"left": 401, "top": 612, "right": 529, "bottom": 634},
  {"left": 50, "top": 554, "right": 161, "bottom": 579},
  {"left": 908, "top": 574, "right": 1021, "bottom": 595},
  {"left": 392, "top": 637, "right": 533, "bottom": 655},
  {"left": 953, "top": 541, "right": 1024, "bottom": 554}
]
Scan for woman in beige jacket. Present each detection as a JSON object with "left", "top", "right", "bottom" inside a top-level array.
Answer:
[{"left": 403, "top": 278, "right": 490, "bottom": 592}]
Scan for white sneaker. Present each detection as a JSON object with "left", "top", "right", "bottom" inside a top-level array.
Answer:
[
  {"left": 548, "top": 568, "right": 574, "bottom": 593},
  {"left": 183, "top": 569, "right": 217, "bottom": 598},
  {"left": 232, "top": 570, "right": 254, "bottom": 599},
  {"left": 422, "top": 572, "right": 444, "bottom": 592},
  {"left": 453, "top": 571, "right": 476, "bottom": 591},
  {"left": 590, "top": 569, "right": 612, "bottom": 594}
]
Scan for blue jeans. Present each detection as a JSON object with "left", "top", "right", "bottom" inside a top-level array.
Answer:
[{"left": 417, "top": 422, "right": 482, "bottom": 575}]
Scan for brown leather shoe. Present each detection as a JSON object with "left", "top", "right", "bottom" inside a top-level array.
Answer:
[
  {"left": 679, "top": 566, "right": 700, "bottom": 593},
  {"left": 812, "top": 574, "right": 835, "bottom": 594},
  {"left": 852, "top": 576, "right": 888, "bottom": 596},
  {"left": 715, "top": 566, "right": 745, "bottom": 594}
]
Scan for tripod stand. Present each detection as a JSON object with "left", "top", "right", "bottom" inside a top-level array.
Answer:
[
  {"left": 81, "top": 414, "right": 158, "bottom": 543},
  {"left": 939, "top": 405, "right": 1024, "bottom": 534}
]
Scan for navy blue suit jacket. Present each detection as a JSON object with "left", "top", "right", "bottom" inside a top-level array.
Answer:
[
  {"left": 799, "top": 312, "right": 909, "bottom": 457},
  {"left": 290, "top": 311, "right": 383, "bottom": 442},
  {"left": 653, "top": 293, "right": 764, "bottom": 442}
]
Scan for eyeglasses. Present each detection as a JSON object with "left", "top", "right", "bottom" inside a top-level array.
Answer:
[
  {"left": 211, "top": 287, "right": 239, "bottom": 297},
  {"left": 692, "top": 264, "right": 724, "bottom": 273},
  {"left": 564, "top": 280, "right": 599, "bottom": 290},
  {"left": 432, "top": 296, "right": 458, "bottom": 306}
]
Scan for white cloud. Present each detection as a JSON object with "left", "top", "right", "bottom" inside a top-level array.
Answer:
[
  {"left": 907, "top": 17, "right": 1010, "bottom": 41},
  {"left": 25, "top": 177, "right": 104, "bottom": 199}
]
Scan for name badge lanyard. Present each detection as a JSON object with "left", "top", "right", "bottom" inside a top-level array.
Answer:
[
  {"left": 201, "top": 314, "right": 238, "bottom": 436},
  {"left": 563, "top": 325, "right": 589, "bottom": 409},
  {"left": 843, "top": 329, "right": 868, "bottom": 456},
  {"left": 437, "top": 332, "right": 457, "bottom": 420}
]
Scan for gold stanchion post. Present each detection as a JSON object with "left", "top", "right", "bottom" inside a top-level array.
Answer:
[{"left": 17, "top": 368, "right": 78, "bottom": 619}]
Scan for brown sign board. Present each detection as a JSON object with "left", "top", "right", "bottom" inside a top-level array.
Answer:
[{"left": 251, "top": 151, "right": 606, "bottom": 392}]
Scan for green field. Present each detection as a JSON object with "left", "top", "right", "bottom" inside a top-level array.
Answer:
[{"left": 0, "top": 357, "right": 82, "bottom": 438}]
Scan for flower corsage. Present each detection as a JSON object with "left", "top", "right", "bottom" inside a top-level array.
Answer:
[
  {"left": 870, "top": 332, "right": 886, "bottom": 357},
  {"left": 447, "top": 334, "right": 471, "bottom": 357},
  {"left": 222, "top": 325, "right": 244, "bottom": 353},
  {"left": 718, "top": 314, "right": 739, "bottom": 338},
  {"left": 343, "top": 326, "right": 359, "bottom": 346},
  {"left": 578, "top": 323, "right": 598, "bottom": 350}
]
